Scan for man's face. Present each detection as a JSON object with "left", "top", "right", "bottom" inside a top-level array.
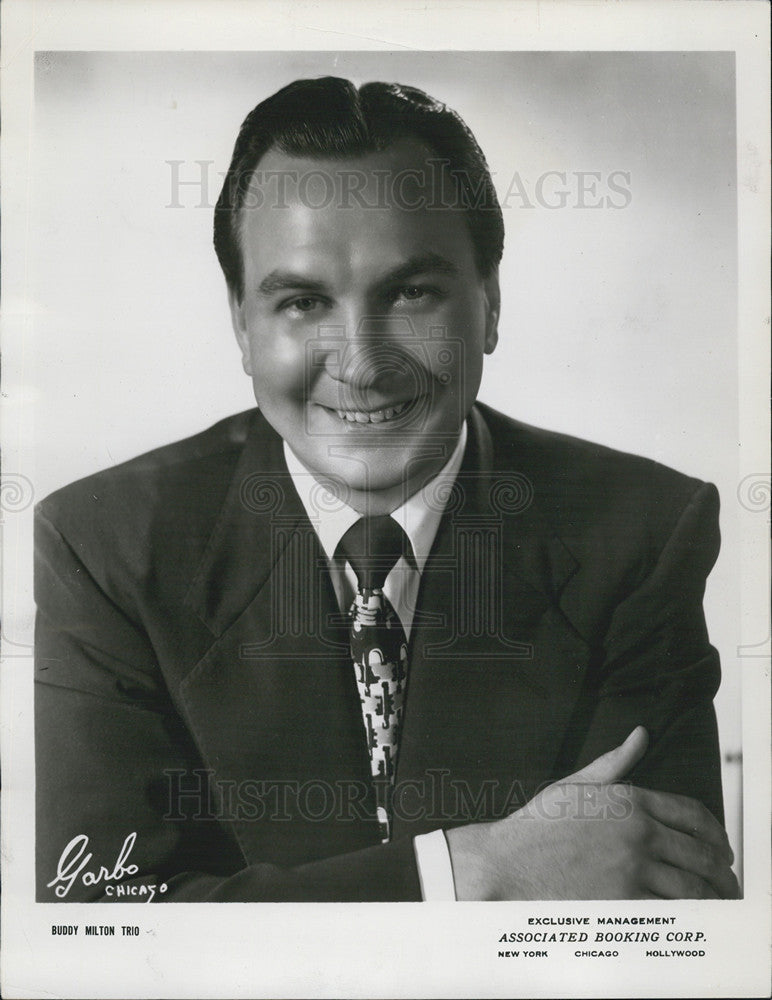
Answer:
[{"left": 229, "top": 139, "right": 499, "bottom": 511}]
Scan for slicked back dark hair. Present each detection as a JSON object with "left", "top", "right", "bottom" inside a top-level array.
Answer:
[{"left": 214, "top": 77, "right": 504, "bottom": 301}]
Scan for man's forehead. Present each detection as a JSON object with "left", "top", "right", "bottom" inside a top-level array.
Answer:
[
  {"left": 235, "top": 137, "right": 478, "bottom": 283},
  {"left": 241, "top": 136, "right": 460, "bottom": 216}
]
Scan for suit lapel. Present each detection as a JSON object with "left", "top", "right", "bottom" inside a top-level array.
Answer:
[
  {"left": 181, "top": 414, "right": 379, "bottom": 863},
  {"left": 395, "top": 407, "right": 591, "bottom": 834}
]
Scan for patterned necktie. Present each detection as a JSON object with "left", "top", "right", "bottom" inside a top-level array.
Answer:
[{"left": 338, "top": 515, "right": 409, "bottom": 843}]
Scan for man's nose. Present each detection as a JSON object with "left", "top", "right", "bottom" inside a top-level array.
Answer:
[{"left": 320, "top": 307, "right": 422, "bottom": 390}]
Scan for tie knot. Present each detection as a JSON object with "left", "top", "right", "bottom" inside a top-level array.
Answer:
[{"left": 338, "top": 516, "right": 409, "bottom": 591}]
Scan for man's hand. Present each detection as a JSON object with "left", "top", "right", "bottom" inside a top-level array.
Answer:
[{"left": 445, "top": 727, "right": 738, "bottom": 900}]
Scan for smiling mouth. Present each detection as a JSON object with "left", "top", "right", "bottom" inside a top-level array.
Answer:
[
  {"left": 332, "top": 401, "right": 411, "bottom": 424},
  {"left": 317, "top": 397, "right": 424, "bottom": 426}
]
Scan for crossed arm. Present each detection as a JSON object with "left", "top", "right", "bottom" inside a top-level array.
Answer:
[
  {"left": 447, "top": 727, "right": 738, "bottom": 900},
  {"left": 447, "top": 481, "right": 737, "bottom": 900}
]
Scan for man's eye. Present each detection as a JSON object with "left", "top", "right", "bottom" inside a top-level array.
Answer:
[
  {"left": 394, "top": 285, "right": 431, "bottom": 304},
  {"left": 283, "top": 296, "right": 322, "bottom": 314}
]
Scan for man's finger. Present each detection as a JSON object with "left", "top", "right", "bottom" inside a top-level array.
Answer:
[
  {"left": 637, "top": 787, "right": 733, "bottom": 863},
  {"left": 649, "top": 823, "right": 739, "bottom": 898},
  {"left": 555, "top": 726, "right": 649, "bottom": 786},
  {"left": 643, "top": 861, "right": 722, "bottom": 900}
]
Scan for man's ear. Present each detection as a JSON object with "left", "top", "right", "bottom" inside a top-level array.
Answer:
[
  {"left": 483, "top": 270, "right": 500, "bottom": 355},
  {"left": 227, "top": 285, "right": 253, "bottom": 376}
]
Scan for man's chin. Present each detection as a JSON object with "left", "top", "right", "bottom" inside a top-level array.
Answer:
[{"left": 301, "top": 446, "right": 451, "bottom": 503}]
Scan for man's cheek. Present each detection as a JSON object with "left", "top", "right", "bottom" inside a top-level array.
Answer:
[
  {"left": 251, "top": 341, "right": 308, "bottom": 398},
  {"left": 423, "top": 339, "right": 469, "bottom": 388}
]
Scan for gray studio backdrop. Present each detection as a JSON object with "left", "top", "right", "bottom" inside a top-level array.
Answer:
[{"left": 31, "top": 50, "right": 741, "bottom": 874}]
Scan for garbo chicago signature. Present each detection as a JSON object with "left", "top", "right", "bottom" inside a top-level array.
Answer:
[{"left": 46, "top": 832, "right": 168, "bottom": 901}]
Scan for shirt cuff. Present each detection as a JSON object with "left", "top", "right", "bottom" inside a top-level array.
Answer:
[{"left": 413, "top": 829, "right": 457, "bottom": 901}]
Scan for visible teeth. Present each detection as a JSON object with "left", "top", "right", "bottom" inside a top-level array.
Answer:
[{"left": 332, "top": 401, "right": 411, "bottom": 423}]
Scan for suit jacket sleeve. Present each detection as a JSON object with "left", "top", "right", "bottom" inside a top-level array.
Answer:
[
  {"left": 557, "top": 480, "right": 724, "bottom": 822},
  {"left": 34, "top": 505, "right": 422, "bottom": 903}
]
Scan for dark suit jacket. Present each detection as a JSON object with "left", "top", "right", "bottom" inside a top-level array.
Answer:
[{"left": 35, "top": 403, "right": 724, "bottom": 901}]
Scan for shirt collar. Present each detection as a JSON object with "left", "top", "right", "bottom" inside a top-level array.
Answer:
[{"left": 283, "top": 422, "right": 468, "bottom": 574}]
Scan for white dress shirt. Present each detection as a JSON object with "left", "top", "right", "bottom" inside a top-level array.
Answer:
[{"left": 283, "top": 426, "right": 467, "bottom": 901}]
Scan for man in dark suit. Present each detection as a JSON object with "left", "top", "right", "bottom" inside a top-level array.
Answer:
[{"left": 35, "top": 77, "right": 737, "bottom": 902}]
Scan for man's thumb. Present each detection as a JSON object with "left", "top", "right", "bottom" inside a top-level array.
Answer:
[{"left": 556, "top": 726, "right": 649, "bottom": 786}]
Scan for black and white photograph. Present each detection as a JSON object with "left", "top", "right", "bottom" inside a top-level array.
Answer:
[{"left": 1, "top": 2, "right": 769, "bottom": 997}]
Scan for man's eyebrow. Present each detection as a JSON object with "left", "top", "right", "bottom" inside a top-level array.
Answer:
[
  {"left": 257, "top": 271, "right": 329, "bottom": 296},
  {"left": 379, "top": 253, "right": 459, "bottom": 286},
  {"left": 256, "top": 253, "right": 459, "bottom": 298}
]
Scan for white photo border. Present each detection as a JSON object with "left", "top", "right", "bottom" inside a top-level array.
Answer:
[{"left": 1, "top": 2, "right": 769, "bottom": 998}]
